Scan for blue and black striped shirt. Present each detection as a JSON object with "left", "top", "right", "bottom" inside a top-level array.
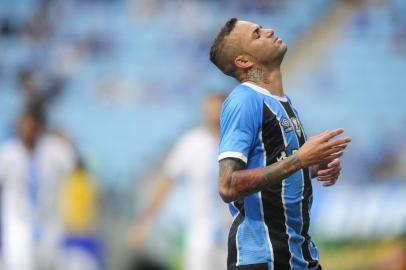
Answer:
[{"left": 219, "top": 82, "right": 320, "bottom": 270}]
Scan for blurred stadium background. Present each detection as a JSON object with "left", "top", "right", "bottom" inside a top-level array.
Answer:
[{"left": 0, "top": 0, "right": 405, "bottom": 269}]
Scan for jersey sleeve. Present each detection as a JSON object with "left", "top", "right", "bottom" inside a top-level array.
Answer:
[{"left": 218, "top": 92, "right": 259, "bottom": 164}]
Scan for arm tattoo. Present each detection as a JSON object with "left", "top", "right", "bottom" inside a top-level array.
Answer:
[
  {"left": 219, "top": 158, "right": 245, "bottom": 195},
  {"left": 261, "top": 155, "right": 302, "bottom": 185},
  {"left": 219, "top": 155, "right": 302, "bottom": 202}
]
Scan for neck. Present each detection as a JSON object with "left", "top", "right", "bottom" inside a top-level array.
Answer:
[
  {"left": 240, "top": 64, "right": 284, "bottom": 97},
  {"left": 23, "top": 139, "right": 36, "bottom": 153}
]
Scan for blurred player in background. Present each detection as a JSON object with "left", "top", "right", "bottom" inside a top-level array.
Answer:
[
  {"left": 130, "top": 93, "right": 231, "bottom": 270},
  {"left": 0, "top": 103, "right": 76, "bottom": 270},
  {"left": 209, "top": 18, "right": 351, "bottom": 270}
]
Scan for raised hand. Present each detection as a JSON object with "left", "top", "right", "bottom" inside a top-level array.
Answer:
[{"left": 296, "top": 128, "right": 351, "bottom": 168}]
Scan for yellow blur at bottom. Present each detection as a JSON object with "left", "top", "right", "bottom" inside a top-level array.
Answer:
[{"left": 318, "top": 238, "right": 406, "bottom": 270}]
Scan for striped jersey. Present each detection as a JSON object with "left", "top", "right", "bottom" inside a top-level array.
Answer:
[{"left": 218, "top": 82, "right": 321, "bottom": 270}]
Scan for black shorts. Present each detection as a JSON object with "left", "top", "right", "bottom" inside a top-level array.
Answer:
[{"left": 228, "top": 263, "right": 323, "bottom": 270}]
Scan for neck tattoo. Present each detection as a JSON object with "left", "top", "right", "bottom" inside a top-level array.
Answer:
[{"left": 244, "top": 67, "right": 270, "bottom": 85}]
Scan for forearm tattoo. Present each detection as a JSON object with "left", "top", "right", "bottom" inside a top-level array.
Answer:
[
  {"left": 262, "top": 154, "right": 302, "bottom": 184},
  {"left": 219, "top": 155, "right": 302, "bottom": 201}
]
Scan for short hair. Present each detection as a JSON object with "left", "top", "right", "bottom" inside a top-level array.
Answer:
[{"left": 209, "top": 18, "right": 240, "bottom": 78}]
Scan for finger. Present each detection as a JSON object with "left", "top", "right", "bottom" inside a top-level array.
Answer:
[
  {"left": 323, "top": 145, "right": 347, "bottom": 156},
  {"left": 323, "top": 141, "right": 351, "bottom": 154},
  {"left": 330, "top": 144, "right": 349, "bottom": 153},
  {"left": 317, "top": 167, "right": 341, "bottom": 178},
  {"left": 325, "top": 137, "right": 352, "bottom": 148},
  {"left": 323, "top": 180, "right": 336, "bottom": 187},
  {"left": 317, "top": 167, "right": 340, "bottom": 176},
  {"left": 320, "top": 128, "right": 344, "bottom": 141},
  {"left": 332, "top": 143, "right": 349, "bottom": 149},
  {"left": 317, "top": 168, "right": 335, "bottom": 176},
  {"left": 327, "top": 158, "right": 340, "bottom": 168},
  {"left": 319, "top": 150, "right": 345, "bottom": 164},
  {"left": 317, "top": 163, "right": 340, "bottom": 175},
  {"left": 317, "top": 171, "right": 340, "bottom": 179},
  {"left": 312, "top": 130, "right": 329, "bottom": 138},
  {"left": 320, "top": 152, "right": 344, "bottom": 163},
  {"left": 321, "top": 150, "right": 344, "bottom": 162},
  {"left": 317, "top": 174, "right": 339, "bottom": 181},
  {"left": 310, "top": 130, "right": 333, "bottom": 141},
  {"left": 329, "top": 143, "right": 348, "bottom": 151}
]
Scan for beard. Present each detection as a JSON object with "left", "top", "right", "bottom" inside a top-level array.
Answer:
[{"left": 257, "top": 45, "right": 287, "bottom": 67}]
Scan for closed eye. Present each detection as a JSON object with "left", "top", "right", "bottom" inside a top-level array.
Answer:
[
  {"left": 252, "top": 26, "right": 262, "bottom": 39},
  {"left": 255, "top": 29, "right": 260, "bottom": 39}
]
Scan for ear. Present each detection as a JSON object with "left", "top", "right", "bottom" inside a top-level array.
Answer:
[{"left": 234, "top": 55, "right": 254, "bottom": 69}]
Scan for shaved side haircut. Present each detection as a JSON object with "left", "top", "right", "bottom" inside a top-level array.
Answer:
[{"left": 209, "top": 18, "right": 240, "bottom": 78}]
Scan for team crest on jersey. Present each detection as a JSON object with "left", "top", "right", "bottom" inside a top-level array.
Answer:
[
  {"left": 290, "top": 117, "right": 302, "bottom": 138},
  {"left": 280, "top": 118, "right": 293, "bottom": 133}
]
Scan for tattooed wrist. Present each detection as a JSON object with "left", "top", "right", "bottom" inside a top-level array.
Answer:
[
  {"left": 230, "top": 155, "right": 301, "bottom": 195},
  {"left": 263, "top": 154, "right": 302, "bottom": 184}
]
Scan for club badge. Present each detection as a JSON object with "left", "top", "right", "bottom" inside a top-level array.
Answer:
[
  {"left": 290, "top": 117, "right": 302, "bottom": 138},
  {"left": 280, "top": 118, "right": 293, "bottom": 133}
]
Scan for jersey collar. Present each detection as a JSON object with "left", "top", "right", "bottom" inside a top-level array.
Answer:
[{"left": 242, "top": 82, "right": 288, "bottom": 102}]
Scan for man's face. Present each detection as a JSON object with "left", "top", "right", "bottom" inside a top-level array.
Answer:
[
  {"left": 229, "top": 20, "right": 287, "bottom": 66},
  {"left": 19, "top": 115, "right": 42, "bottom": 144}
]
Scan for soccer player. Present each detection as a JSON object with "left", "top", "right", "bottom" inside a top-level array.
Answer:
[
  {"left": 209, "top": 18, "right": 352, "bottom": 270},
  {"left": 0, "top": 103, "right": 75, "bottom": 270},
  {"left": 130, "top": 93, "right": 230, "bottom": 270}
]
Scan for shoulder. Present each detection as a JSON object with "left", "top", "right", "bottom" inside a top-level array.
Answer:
[
  {"left": 0, "top": 138, "right": 22, "bottom": 156},
  {"left": 222, "top": 84, "right": 263, "bottom": 114},
  {"left": 225, "top": 84, "right": 261, "bottom": 104},
  {"left": 41, "top": 134, "right": 73, "bottom": 154},
  {"left": 0, "top": 139, "right": 25, "bottom": 169},
  {"left": 39, "top": 134, "right": 76, "bottom": 166}
]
